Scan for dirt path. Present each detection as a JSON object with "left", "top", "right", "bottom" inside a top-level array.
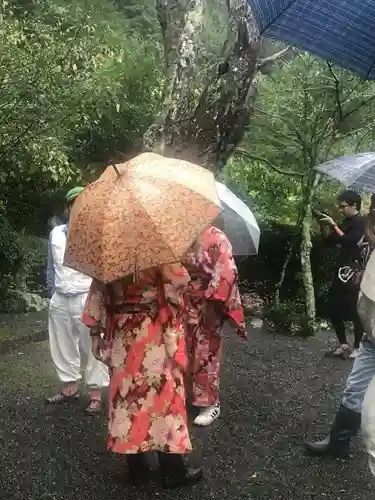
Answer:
[{"left": 0, "top": 326, "right": 372, "bottom": 500}]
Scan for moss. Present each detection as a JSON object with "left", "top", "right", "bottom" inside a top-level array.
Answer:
[
  {"left": 0, "top": 327, "right": 13, "bottom": 342},
  {"left": 0, "top": 342, "right": 55, "bottom": 394}
]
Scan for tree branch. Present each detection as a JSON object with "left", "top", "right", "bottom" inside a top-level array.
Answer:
[
  {"left": 355, "top": 129, "right": 372, "bottom": 153},
  {"left": 255, "top": 108, "right": 304, "bottom": 142},
  {"left": 326, "top": 61, "right": 343, "bottom": 122},
  {"left": 343, "top": 94, "right": 375, "bottom": 120},
  {"left": 235, "top": 149, "right": 304, "bottom": 177},
  {"left": 257, "top": 45, "right": 292, "bottom": 70}
]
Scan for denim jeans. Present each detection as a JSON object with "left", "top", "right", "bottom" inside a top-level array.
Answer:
[{"left": 342, "top": 292, "right": 375, "bottom": 413}]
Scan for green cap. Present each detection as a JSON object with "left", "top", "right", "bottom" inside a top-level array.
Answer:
[{"left": 66, "top": 186, "right": 84, "bottom": 204}]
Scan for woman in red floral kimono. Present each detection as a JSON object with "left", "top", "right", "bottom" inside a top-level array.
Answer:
[
  {"left": 82, "top": 263, "right": 202, "bottom": 489},
  {"left": 183, "top": 225, "right": 246, "bottom": 427}
]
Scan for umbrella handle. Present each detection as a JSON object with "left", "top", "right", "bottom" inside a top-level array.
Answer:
[{"left": 110, "top": 161, "right": 121, "bottom": 177}]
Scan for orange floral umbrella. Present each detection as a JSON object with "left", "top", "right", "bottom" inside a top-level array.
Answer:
[{"left": 64, "top": 152, "right": 221, "bottom": 283}]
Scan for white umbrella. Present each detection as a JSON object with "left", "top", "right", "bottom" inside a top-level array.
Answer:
[
  {"left": 315, "top": 153, "right": 375, "bottom": 192},
  {"left": 214, "top": 181, "right": 260, "bottom": 255}
]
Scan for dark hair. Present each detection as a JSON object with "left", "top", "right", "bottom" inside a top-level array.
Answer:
[{"left": 337, "top": 190, "right": 362, "bottom": 211}]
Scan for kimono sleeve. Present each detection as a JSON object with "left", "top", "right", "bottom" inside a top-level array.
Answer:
[
  {"left": 205, "top": 231, "right": 238, "bottom": 302},
  {"left": 82, "top": 279, "right": 106, "bottom": 329},
  {"left": 161, "top": 263, "right": 190, "bottom": 306}
]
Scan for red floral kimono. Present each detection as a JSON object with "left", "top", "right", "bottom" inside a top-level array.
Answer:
[
  {"left": 82, "top": 264, "right": 192, "bottom": 455},
  {"left": 183, "top": 225, "right": 246, "bottom": 407}
]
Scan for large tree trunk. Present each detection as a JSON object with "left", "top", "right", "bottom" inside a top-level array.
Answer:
[{"left": 143, "top": 0, "right": 260, "bottom": 172}]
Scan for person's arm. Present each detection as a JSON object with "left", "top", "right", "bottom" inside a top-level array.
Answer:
[
  {"left": 161, "top": 262, "right": 190, "bottom": 305},
  {"left": 204, "top": 229, "right": 246, "bottom": 336},
  {"left": 321, "top": 215, "right": 363, "bottom": 246},
  {"left": 365, "top": 213, "right": 375, "bottom": 248},
  {"left": 205, "top": 231, "right": 238, "bottom": 303},
  {"left": 161, "top": 262, "right": 190, "bottom": 287},
  {"left": 46, "top": 231, "right": 55, "bottom": 297},
  {"left": 82, "top": 279, "right": 106, "bottom": 335},
  {"left": 159, "top": 263, "right": 190, "bottom": 370}
]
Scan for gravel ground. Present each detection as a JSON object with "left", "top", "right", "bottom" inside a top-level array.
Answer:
[
  {"left": 0, "top": 312, "right": 48, "bottom": 352},
  {"left": 0, "top": 325, "right": 373, "bottom": 500}
]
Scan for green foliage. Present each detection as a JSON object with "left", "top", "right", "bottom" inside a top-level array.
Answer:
[
  {"left": 0, "top": 0, "right": 164, "bottom": 307},
  {"left": 225, "top": 157, "right": 302, "bottom": 224},
  {"left": 114, "top": 0, "right": 160, "bottom": 39},
  {"left": 0, "top": 0, "right": 163, "bottom": 231},
  {"left": 17, "top": 234, "right": 48, "bottom": 292},
  {"left": 229, "top": 53, "right": 375, "bottom": 332},
  {"left": 0, "top": 216, "right": 22, "bottom": 286},
  {"left": 264, "top": 300, "right": 311, "bottom": 337},
  {"left": 200, "top": 0, "right": 228, "bottom": 64},
  {"left": 229, "top": 53, "right": 375, "bottom": 225},
  {"left": 249, "top": 54, "right": 375, "bottom": 166}
]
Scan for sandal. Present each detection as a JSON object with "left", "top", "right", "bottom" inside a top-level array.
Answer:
[
  {"left": 86, "top": 399, "right": 102, "bottom": 414},
  {"left": 325, "top": 345, "right": 351, "bottom": 360},
  {"left": 45, "top": 391, "right": 80, "bottom": 405}
]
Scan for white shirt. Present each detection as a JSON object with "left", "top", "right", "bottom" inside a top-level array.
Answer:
[
  {"left": 46, "top": 224, "right": 92, "bottom": 296},
  {"left": 361, "top": 249, "right": 375, "bottom": 302}
]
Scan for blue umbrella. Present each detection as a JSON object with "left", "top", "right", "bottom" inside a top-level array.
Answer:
[{"left": 247, "top": 0, "right": 375, "bottom": 79}]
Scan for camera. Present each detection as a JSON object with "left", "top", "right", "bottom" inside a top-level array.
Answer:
[{"left": 312, "top": 208, "right": 325, "bottom": 219}]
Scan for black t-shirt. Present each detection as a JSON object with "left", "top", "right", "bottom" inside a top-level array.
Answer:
[{"left": 326, "top": 214, "right": 365, "bottom": 268}]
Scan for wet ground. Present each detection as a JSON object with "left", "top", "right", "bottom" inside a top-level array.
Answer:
[{"left": 0, "top": 323, "right": 373, "bottom": 500}]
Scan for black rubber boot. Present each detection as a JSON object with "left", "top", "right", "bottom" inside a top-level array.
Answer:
[
  {"left": 304, "top": 405, "right": 361, "bottom": 458},
  {"left": 127, "top": 453, "right": 154, "bottom": 485},
  {"left": 158, "top": 452, "right": 203, "bottom": 489}
]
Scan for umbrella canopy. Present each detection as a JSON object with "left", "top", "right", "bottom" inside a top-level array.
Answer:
[
  {"left": 215, "top": 181, "right": 260, "bottom": 255},
  {"left": 315, "top": 153, "right": 375, "bottom": 192},
  {"left": 247, "top": 0, "right": 375, "bottom": 79},
  {"left": 64, "top": 153, "right": 221, "bottom": 283}
]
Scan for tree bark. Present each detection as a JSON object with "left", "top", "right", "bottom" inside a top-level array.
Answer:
[
  {"left": 274, "top": 240, "right": 293, "bottom": 307},
  {"left": 300, "top": 175, "right": 318, "bottom": 335},
  {"left": 143, "top": 0, "right": 260, "bottom": 171}
]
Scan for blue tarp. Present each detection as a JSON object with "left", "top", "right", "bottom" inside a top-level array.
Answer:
[{"left": 247, "top": 0, "right": 375, "bottom": 79}]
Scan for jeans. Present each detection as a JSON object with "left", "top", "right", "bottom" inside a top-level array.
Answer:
[
  {"left": 342, "top": 341, "right": 375, "bottom": 413},
  {"left": 362, "top": 374, "right": 375, "bottom": 477}
]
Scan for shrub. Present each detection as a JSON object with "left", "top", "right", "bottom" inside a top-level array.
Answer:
[
  {"left": 237, "top": 221, "right": 339, "bottom": 333},
  {"left": 17, "top": 235, "right": 48, "bottom": 294}
]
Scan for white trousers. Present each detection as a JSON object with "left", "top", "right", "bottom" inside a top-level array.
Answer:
[{"left": 48, "top": 292, "right": 109, "bottom": 389}]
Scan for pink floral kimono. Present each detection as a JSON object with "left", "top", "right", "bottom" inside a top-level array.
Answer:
[
  {"left": 82, "top": 264, "right": 192, "bottom": 455},
  {"left": 183, "top": 225, "right": 246, "bottom": 407}
]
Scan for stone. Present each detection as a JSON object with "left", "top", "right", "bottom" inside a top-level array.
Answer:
[
  {"left": 6, "top": 291, "right": 49, "bottom": 313},
  {"left": 242, "top": 292, "right": 266, "bottom": 318}
]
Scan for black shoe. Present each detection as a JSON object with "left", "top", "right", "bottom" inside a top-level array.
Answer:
[
  {"left": 304, "top": 405, "right": 361, "bottom": 458},
  {"left": 161, "top": 467, "right": 203, "bottom": 489},
  {"left": 158, "top": 452, "right": 203, "bottom": 489}
]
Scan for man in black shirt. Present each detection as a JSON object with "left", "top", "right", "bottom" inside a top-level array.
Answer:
[{"left": 320, "top": 190, "right": 365, "bottom": 359}]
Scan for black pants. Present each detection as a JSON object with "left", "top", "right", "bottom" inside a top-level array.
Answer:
[
  {"left": 127, "top": 452, "right": 185, "bottom": 478},
  {"left": 330, "top": 315, "right": 363, "bottom": 349},
  {"left": 329, "top": 278, "right": 363, "bottom": 348}
]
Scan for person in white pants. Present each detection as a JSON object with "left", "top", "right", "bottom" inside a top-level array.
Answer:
[{"left": 46, "top": 186, "right": 109, "bottom": 413}]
